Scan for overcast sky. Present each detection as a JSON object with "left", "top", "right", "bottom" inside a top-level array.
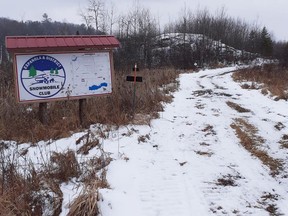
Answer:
[{"left": 1, "top": 0, "right": 287, "bottom": 41}]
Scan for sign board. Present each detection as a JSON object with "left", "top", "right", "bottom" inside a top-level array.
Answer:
[
  {"left": 126, "top": 76, "right": 143, "bottom": 82},
  {"left": 15, "top": 51, "right": 113, "bottom": 103}
]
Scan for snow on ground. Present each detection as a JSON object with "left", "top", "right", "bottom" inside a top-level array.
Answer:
[
  {"left": 98, "top": 67, "right": 288, "bottom": 216},
  {"left": 3, "top": 66, "right": 288, "bottom": 215}
]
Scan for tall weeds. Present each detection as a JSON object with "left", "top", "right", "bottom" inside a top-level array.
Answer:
[
  {"left": 0, "top": 133, "right": 111, "bottom": 215},
  {"left": 0, "top": 66, "right": 180, "bottom": 215},
  {"left": 0, "top": 68, "right": 179, "bottom": 143},
  {"left": 233, "top": 65, "right": 288, "bottom": 100}
]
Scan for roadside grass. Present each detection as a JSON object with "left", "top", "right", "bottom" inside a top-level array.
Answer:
[
  {"left": 232, "top": 65, "right": 288, "bottom": 100},
  {"left": 0, "top": 67, "right": 180, "bottom": 215},
  {"left": 230, "top": 118, "right": 283, "bottom": 176},
  {"left": 0, "top": 68, "right": 179, "bottom": 143},
  {"left": 0, "top": 131, "right": 111, "bottom": 215}
]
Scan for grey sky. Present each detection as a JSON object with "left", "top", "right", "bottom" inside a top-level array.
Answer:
[{"left": 1, "top": 0, "right": 287, "bottom": 41}]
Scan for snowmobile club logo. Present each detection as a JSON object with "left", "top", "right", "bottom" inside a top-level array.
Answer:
[{"left": 20, "top": 55, "right": 66, "bottom": 98}]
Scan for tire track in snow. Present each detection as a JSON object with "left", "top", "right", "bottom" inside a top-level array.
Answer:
[
  {"left": 187, "top": 68, "right": 288, "bottom": 215},
  {"left": 103, "top": 67, "right": 288, "bottom": 216}
]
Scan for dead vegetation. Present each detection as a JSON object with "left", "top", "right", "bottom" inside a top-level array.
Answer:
[
  {"left": 0, "top": 68, "right": 179, "bottom": 143},
  {"left": 67, "top": 180, "right": 103, "bottom": 216},
  {"left": 202, "top": 125, "right": 216, "bottom": 136},
  {"left": 195, "top": 150, "right": 213, "bottom": 157},
  {"left": 215, "top": 174, "right": 242, "bottom": 187},
  {"left": 232, "top": 65, "right": 288, "bottom": 100},
  {"left": 274, "top": 122, "right": 286, "bottom": 131},
  {"left": 230, "top": 118, "right": 283, "bottom": 176},
  {"left": 0, "top": 130, "right": 111, "bottom": 215},
  {"left": 0, "top": 67, "right": 179, "bottom": 215},
  {"left": 258, "top": 192, "right": 281, "bottom": 215},
  {"left": 279, "top": 134, "right": 288, "bottom": 149},
  {"left": 226, "top": 101, "right": 251, "bottom": 113},
  {"left": 138, "top": 134, "right": 150, "bottom": 144}
]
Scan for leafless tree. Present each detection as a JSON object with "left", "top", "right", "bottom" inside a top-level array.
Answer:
[
  {"left": 106, "top": 2, "right": 117, "bottom": 35},
  {"left": 88, "top": 0, "right": 105, "bottom": 32}
]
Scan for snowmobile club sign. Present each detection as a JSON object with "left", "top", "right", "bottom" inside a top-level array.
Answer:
[{"left": 15, "top": 52, "right": 112, "bottom": 103}]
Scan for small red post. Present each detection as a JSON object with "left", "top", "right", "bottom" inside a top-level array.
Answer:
[
  {"left": 134, "top": 63, "right": 137, "bottom": 83},
  {"left": 132, "top": 63, "right": 137, "bottom": 117}
]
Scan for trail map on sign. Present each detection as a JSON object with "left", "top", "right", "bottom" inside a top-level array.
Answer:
[
  {"left": 16, "top": 52, "right": 112, "bottom": 102},
  {"left": 70, "top": 53, "right": 110, "bottom": 96}
]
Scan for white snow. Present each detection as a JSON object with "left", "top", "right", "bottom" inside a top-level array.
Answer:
[
  {"left": 3, "top": 66, "right": 288, "bottom": 215},
  {"left": 98, "top": 66, "right": 288, "bottom": 216}
]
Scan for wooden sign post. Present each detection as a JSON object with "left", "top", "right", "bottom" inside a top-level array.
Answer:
[
  {"left": 6, "top": 35, "right": 120, "bottom": 126},
  {"left": 126, "top": 63, "right": 142, "bottom": 117}
]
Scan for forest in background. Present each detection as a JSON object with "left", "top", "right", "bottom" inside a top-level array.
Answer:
[
  {"left": 0, "top": 2, "right": 288, "bottom": 141},
  {"left": 1, "top": 3, "right": 288, "bottom": 215},
  {"left": 1, "top": 2, "right": 288, "bottom": 70}
]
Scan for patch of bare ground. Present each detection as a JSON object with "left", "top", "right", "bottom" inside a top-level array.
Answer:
[
  {"left": 195, "top": 150, "right": 213, "bottom": 157},
  {"left": 257, "top": 192, "right": 282, "bottom": 216},
  {"left": 232, "top": 65, "right": 288, "bottom": 100},
  {"left": 226, "top": 101, "right": 251, "bottom": 113},
  {"left": 230, "top": 118, "right": 283, "bottom": 176},
  {"left": 192, "top": 89, "right": 213, "bottom": 97},
  {"left": 274, "top": 122, "right": 286, "bottom": 131},
  {"left": 199, "top": 142, "right": 211, "bottom": 146},
  {"left": 138, "top": 134, "right": 151, "bottom": 144},
  {"left": 202, "top": 125, "right": 216, "bottom": 136},
  {"left": 279, "top": 134, "right": 288, "bottom": 149},
  {"left": 215, "top": 174, "right": 243, "bottom": 187}
]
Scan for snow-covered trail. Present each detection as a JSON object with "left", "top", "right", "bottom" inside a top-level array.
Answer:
[{"left": 100, "top": 67, "right": 288, "bottom": 216}]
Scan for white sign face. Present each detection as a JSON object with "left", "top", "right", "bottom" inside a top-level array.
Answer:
[{"left": 15, "top": 52, "right": 112, "bottom": 103}]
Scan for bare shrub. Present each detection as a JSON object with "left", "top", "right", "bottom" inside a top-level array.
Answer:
[{"left": 49, "top": 150, "right": 80, "bottom": 183}]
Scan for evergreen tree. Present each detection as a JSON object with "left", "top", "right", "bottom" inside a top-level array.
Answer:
[
  {"left": 248, "top": 30, "right": 260, "bottom": 53},
  {"left": 29, "top": 66, "right": 37, "bottom": 77},
  {"left": 282, "top": 43, "right": 288, "bottom": 66},
  {"left": 260, "top": 27, "right": 273, "bottom": 57}
]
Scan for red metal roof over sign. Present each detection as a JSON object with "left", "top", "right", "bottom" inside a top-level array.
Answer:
[{"left": 6, "top": 35, "right": 120, "bottom": 53}]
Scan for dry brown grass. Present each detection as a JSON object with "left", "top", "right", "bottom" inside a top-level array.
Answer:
[
  {"left": 49, "top": 150, "right": 81, "bottom": 182},
  {"left": 0, "top": 163, "right": 53, "bottom": 215},
  {"left": 68, "top": 180, "right": 103, "bottom": 216},
  {"left": 0, "top": 137, "right": 111, "bottom": 215},
  {"left": 226, "top": 101, "right": 251, "bottom": 113},
  {"left": 0, "top": 68, "right": 179, "bottom": 143},
  {"left": 233, "top": 65, "right": 288, "bottom": 100},
  {"left": 230, "top": 118, "right": 283, "bottom": 176},
  {"left": 279, "top": 134, "right": 288, "bottom": 149}
]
